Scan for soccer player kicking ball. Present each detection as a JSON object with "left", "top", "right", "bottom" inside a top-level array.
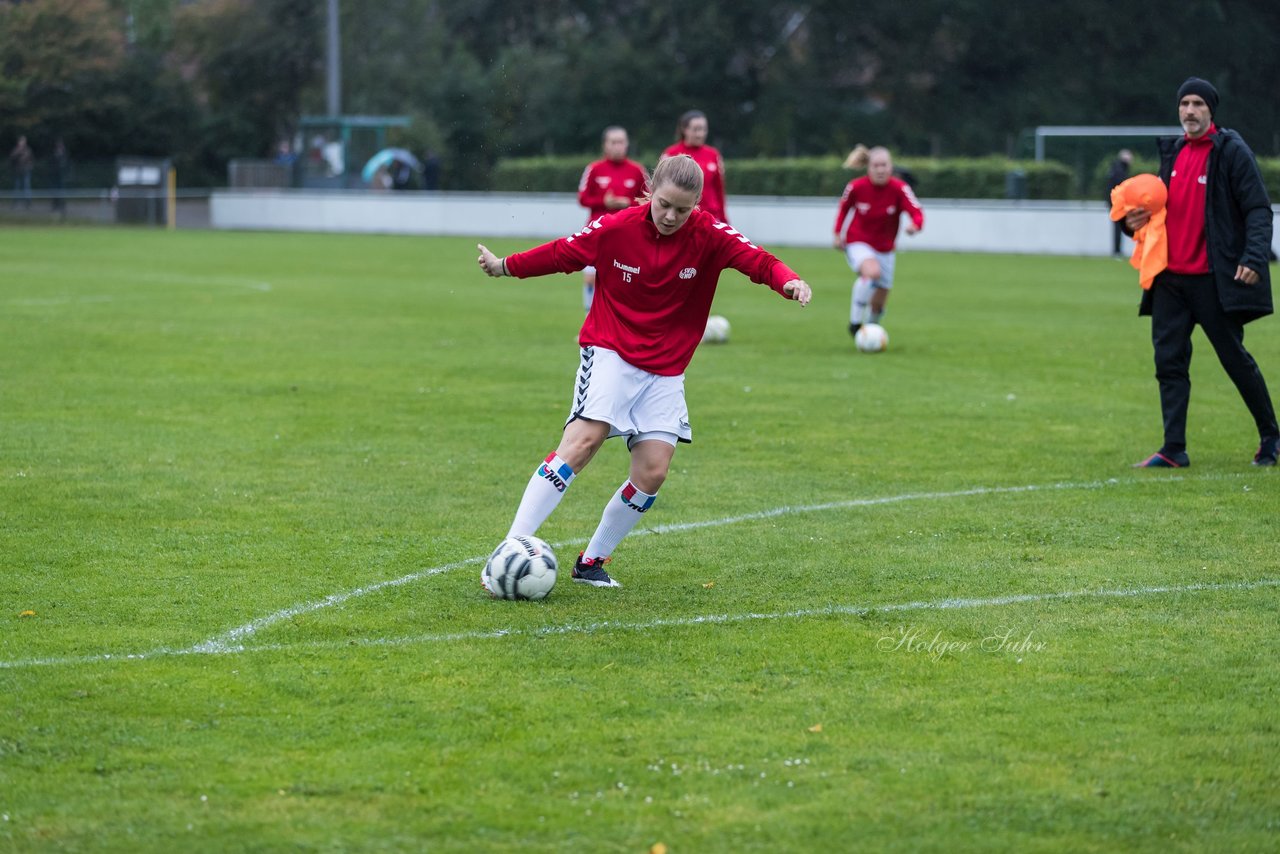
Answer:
[{"left": 476, "top": 155, "right": 812, "bottom": 588}]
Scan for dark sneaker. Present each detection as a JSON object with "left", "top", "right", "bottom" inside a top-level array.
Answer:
[
  {"left": 849, "top": 323, "right": 862, "bottom": 338},
  {"left": 1133, "top": 450, "right": 1190, "bottom": 468},
  {"left": 1253, "top": 436, "right": 1279, "bottom": 467},
  {"left": 572, "top": 553, "right": 622, "bottom": 588}
]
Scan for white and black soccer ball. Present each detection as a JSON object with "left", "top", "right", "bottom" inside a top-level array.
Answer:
[
  {"left": 701, "top": 314, "right": 731, "bottom": 344},
  {"left": 482, "top": 535, "right": 558, "bottom": 600},
  {"left": 854, "top": 323, "right": 889, "bottom": 353}
]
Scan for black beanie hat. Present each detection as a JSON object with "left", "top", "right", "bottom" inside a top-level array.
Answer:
[{"left": 1177, "top": 77, "right": 1219, "bottom": 116}]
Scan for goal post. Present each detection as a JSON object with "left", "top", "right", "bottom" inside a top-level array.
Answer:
[
  {"left": 1029, "top": 126, "right": 1182, "bottom": 162},
  {"left": 1019, "top": 126, "right": 1182, "bottom": 197}
]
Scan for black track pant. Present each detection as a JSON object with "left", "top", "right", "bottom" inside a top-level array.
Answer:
[{"left": 1150, "top": 272, "right": 1278, "bottom": 452}]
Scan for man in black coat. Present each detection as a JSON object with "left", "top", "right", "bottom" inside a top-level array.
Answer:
[
  {"left": 1124, "top": 77, "right": 1277, "bottom": 467},
  {"left": 1105, "top": 149, "right": 1132, "bottom": 256}
]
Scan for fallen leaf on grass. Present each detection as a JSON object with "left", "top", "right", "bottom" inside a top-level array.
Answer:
[
  {"left": 19, "top": 610, "right": 36, "bottom": 618},
  {"left": 650, "top": 844, "right": 668, "bottom": 854},
  {"left": 807, "top": 723, "right": 823, "bottom": 733},
  {"left": 702, "top": 581, "right": 715, "bottom": 589}
]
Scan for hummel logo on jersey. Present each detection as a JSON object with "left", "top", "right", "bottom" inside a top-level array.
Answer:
[
  {"left": 711, "top": 222, "right": 758, "bottom": 249},
  {"left": 679, "top": 267, "right": 697, "bottom": 279},
  {"left": 613, "top": 259, "right": 640, "bottom": 275}
]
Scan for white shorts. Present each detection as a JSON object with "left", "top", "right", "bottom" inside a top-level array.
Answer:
[
  {"left": 845, "top": 243, "right": 896, "bottom": 289},
  {"left": 566, "top": 346, "right": 692, "bottom": 446}
]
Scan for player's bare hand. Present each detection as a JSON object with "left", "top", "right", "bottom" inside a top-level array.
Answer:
[
  {"left": 476, "top": 243, "right": 505, "bottom": 277},
  {"left": 904, "top": 223, "right": 920, "bottom": 236},
  {"left": 1125, "top": 208, "right": 1151, "bottom": 231},
  {"left": 1235, "top": 264, "right": 1260, "bottom": 285},
  {"left": 783, "top": 279, "right": 812, "bottom": 306},
  {"left": 832, "top": 235, "right": 844, "bottom": 250}
]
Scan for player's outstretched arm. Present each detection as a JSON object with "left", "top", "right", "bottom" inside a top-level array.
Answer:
[
  {"left": 783, "top": 279, "right": 812, "bottom": 306},
  {"left": 476, "top": 243, "right": 507, "bottom": 277}
]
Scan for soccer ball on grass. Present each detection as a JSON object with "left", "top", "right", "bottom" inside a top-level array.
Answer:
[
  {"left": 482, "top": 535, "right": 558, "bottom": 600},
  {"left": 854, "top": 323, "right": 889, "bottom": 353}
]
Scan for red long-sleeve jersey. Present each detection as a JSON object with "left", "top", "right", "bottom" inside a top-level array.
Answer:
[
  {"left": 504, "top": 205, "right": 800, "bottom": 376},
  {"left": 577, "top": 157, "right": 648, "bottom": 221},
  {"left": 662, "top": 142, "right": 728, "bottom": 223},
  {"left": 834, "top": 176, "right": 924, "bottom": 252},
  {"left": 1165, "top": 127, "right": 1215, "bottom": 274}
]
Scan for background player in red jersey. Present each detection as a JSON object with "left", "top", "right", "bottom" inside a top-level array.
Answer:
[
  {"left": 476, "top": 155, "right": 811, "bottom": 588},
  {"left": 662, "top": 110, "right": 729, "bottom": 223},
  {"left": 833, "top": 145, "right": 925, "bottom": 336},
  {"left": 577, "top": 126, "right": 648, "bottom": 311}
]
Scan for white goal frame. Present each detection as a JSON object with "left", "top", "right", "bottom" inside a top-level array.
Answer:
[{"left": 1031, "top": 126, "right": 1182, "bottom": 161}]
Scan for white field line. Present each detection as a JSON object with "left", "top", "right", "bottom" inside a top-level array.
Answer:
[
  {"left": 4, "top": 578, "right": 1277, "bottom": 671},
  {"left": 0, "top": 473, "right": 1255, "bottom": 671},
  {"left": 210, "top": 577, "right": 1280, "bottom": 656},
  {"left": 186, "top": 475, "right": 1176, "bottom": 655}
]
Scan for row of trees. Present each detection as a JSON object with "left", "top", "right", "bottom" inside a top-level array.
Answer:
[{"left": 3, "top": 0, "right": 1280, "bottom": 189}]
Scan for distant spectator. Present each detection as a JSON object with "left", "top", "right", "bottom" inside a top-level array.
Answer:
[
  {"left": 1106, "top": 148, "right": 1134, "bottom": 256},
  {"left": 9, "top": 135, "right": 34, "bottom": 209},
  {"left": 51, "top": 138, "right": 69, "bottom": 217},
  {"left": 422, "top": 150, "right": 441, "bottom": 190},
  {"left": 273, "top": 140, "right": 297, "bottom": 166},
  {"left": 273, "top": 140, "right": 297, "bottom": 187},
  {"left": 390, "top": 157, "right": 414, "bottom": 190}
]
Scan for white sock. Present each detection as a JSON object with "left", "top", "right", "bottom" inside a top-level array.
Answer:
[
  {"left": 507, "top": 453, "right": 576, "bottom": 538},
  {"left": 851, "top": 277, "right": 873, "bottom": 325},
  {"left": 583, "top": 480, "right": 657, "bottom": 561}
]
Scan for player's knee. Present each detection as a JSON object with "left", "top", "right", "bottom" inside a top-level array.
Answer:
[
  {"left": 861, "top": 260, "right": 882, "bottom": 280},
  {"left": 629, "top": 455, "right": 670, "bottom": 493},
  {"left": 558, "top": 421, "right": 607, "bottom": 469},
  {"left": 631, "top": 467, "right": 667, "bottom": 494}
]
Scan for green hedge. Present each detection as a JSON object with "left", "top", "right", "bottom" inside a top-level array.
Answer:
[
  {"left": 491, "top": 155, "right": 1076, "bottom": 200},
  {"left": 1090, "top": 155, "right": 1280, "bottom": 205}
]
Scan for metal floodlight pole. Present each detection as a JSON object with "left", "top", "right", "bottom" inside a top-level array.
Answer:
[{"left": 326, "top": 0, "right": 341, "bottom": 118}]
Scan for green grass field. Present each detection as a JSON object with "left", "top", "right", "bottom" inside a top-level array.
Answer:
[{"left": 2, "top": 226, "right": 1278, "bottom": 852}]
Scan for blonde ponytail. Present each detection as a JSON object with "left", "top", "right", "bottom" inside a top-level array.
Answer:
[{"left": 842, "top": 144, "right": 869, "bottom": 170}]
